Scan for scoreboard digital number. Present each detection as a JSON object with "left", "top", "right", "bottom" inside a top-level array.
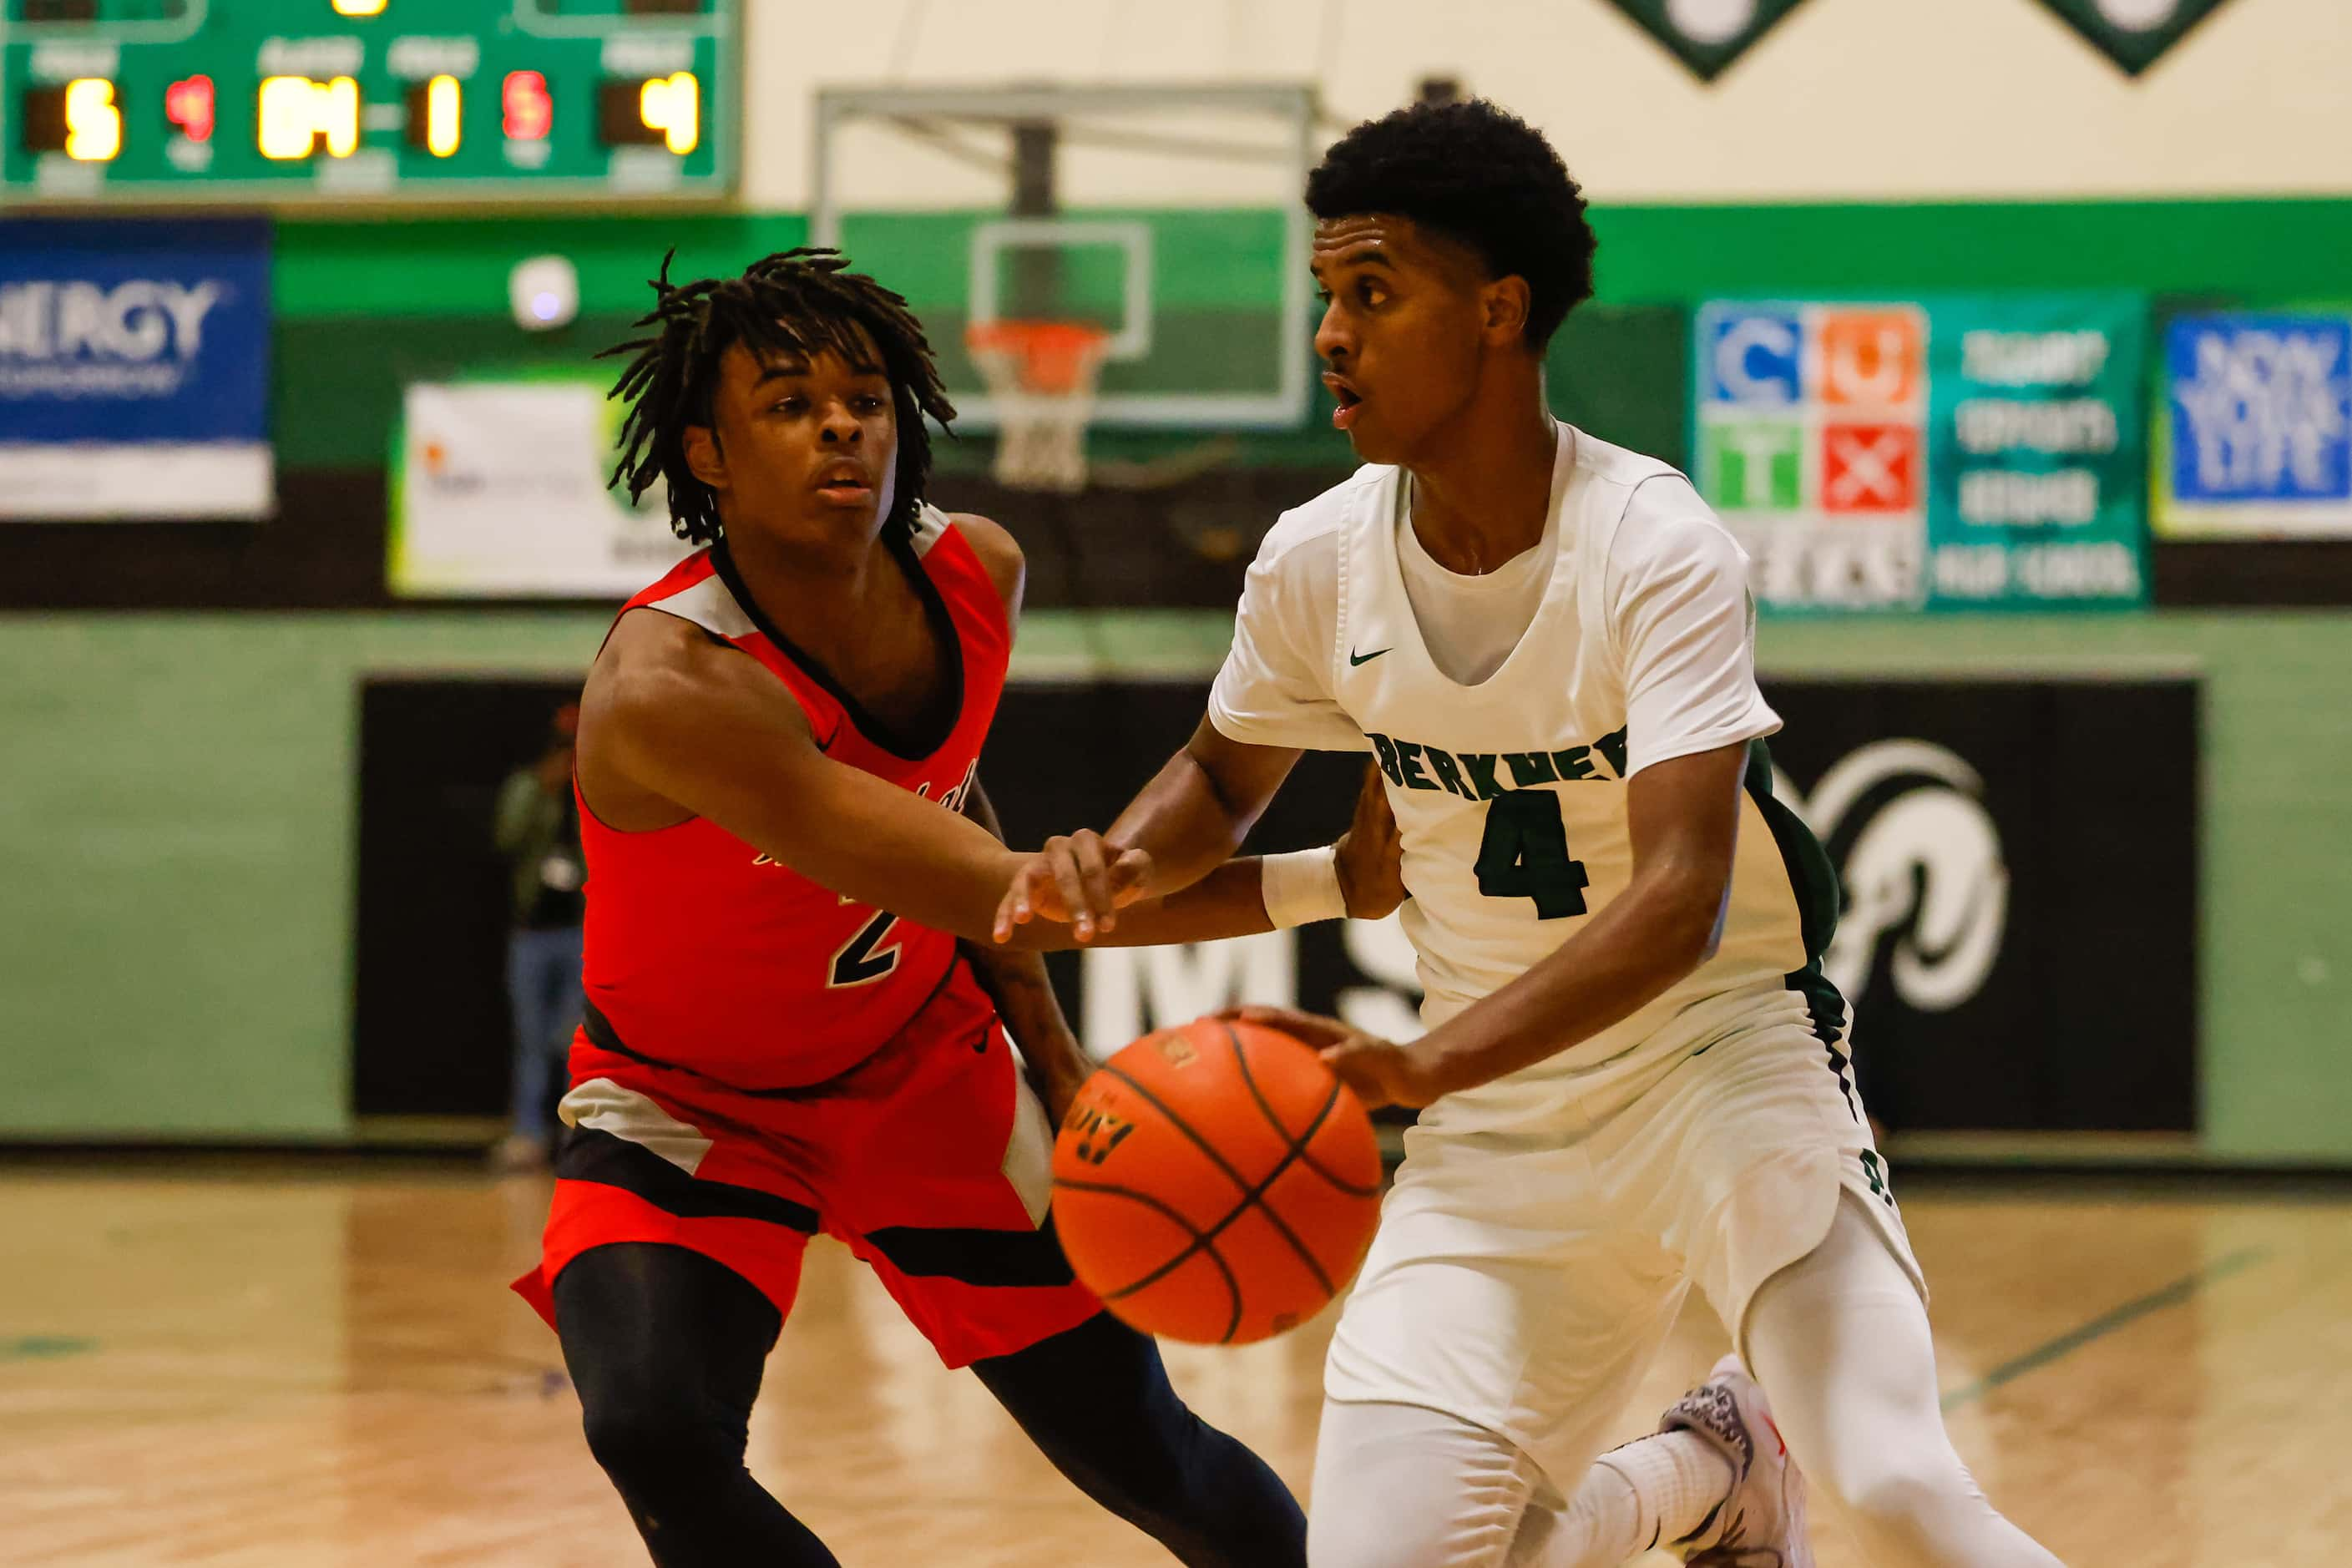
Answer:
[{"left": 1, "top": 0, "right": 735, "bottom": 203}]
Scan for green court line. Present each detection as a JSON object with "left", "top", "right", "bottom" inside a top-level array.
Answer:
[
  {"left": 1940, "top": 1247, "right": 2268, "bottom": 1412},
  {"left": 0, "top": 1336, "right": 97, "bottom": 1361}
]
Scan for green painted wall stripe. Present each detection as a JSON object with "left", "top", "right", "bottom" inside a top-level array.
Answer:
[
  {"left": 273, "top": 212, "right": 813, "bottom": 320},
  {"left": 267, "top": 197, "right": 2352, "bottom": 320},
  {"left": 3, "top": 608, "right": 2349, "bottom": 1153},
  {"left": 1590, "top": 197, "right": 2352, "bottom": 302}
]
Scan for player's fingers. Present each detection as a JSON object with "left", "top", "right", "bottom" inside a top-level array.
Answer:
[
  {"left": 1221, "top": 1003, "right": 1314, "bottom": 1029},
  {"left": 1361, "top": 760, "right": 1401, "bottom": 847},
  {"left": 1023, "top": 839, "right": 1085, "bottom": 923},
  {"left": 994, "top": 858, "right": 1050, "bottom": 942},
  {"left": 992, "top": 877, "right": 1025, "bottom": 943},
  {"left": 1070, "top": 832, "right": 1115, "bottom": 933},
  {"left": 1106, "top": 847, "right": 1154, "bottom": 906},
  {"left": 1223, "top": 1004, "right": 1353, "bottom": 1048},
  {"left": 1043, "top": 839, "right": 1099, "bottom": 941}
]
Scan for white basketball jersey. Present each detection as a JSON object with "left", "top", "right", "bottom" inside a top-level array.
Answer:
[{"left": 1211, "top": 426, "right": 1844, "bottom": 1129}]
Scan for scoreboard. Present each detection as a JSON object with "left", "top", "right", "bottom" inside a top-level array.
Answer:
[{"left": 1, "top": 0, "right": 735, "bottom": 204}]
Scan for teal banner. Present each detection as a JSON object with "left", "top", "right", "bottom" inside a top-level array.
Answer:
[
  {"left": 1693, "top": 295, "right": 2147, "bottom": 613},
  {"left": 1925, "top": 295, "right": 2148, "bottom": 609}
]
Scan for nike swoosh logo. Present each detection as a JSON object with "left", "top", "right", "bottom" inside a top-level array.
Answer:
[{"left": 1349, "top": 646, "right": 1390, "bottom": 666}]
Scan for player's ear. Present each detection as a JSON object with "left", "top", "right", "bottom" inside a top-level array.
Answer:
[
  {"left": 683, "top": 424, "right": 728, "bottom": 493},
  {"left": 1481, "top": 275, "right": 1532, "bottom": 347}
]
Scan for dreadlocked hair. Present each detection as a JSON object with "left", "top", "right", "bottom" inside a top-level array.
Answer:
[{"left": 602, "top": 247, "right": 957, "bottom": 547}]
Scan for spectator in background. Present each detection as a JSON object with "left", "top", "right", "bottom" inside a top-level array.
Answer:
[{"left": 492, "top": 703, "right": 588, "bottom": 1171}]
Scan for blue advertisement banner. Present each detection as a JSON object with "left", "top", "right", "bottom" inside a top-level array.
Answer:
[
  {"left": 0, "top": 216, "right": 272, "bottom": 518},
  {"left": 2155, "top": 311, "right": 2352, "bottom": 539}
]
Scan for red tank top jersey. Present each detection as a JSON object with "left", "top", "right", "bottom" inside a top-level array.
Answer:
[{"left": 577, "top": 503, "right": 1010, "bottom": 1090}]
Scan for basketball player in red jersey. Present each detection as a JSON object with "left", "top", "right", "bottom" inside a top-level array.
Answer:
[{"left": 512, "top": 250, "right": 1399, "bottom": 1567}]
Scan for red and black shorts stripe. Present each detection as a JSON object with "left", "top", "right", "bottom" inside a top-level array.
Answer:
[{"left": 513, "top": 964, "right": 1100, "bottom": 1368}]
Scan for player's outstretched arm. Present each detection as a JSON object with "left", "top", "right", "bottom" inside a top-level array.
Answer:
[
  {"left": 950, "top": 776, "right": 1095, "bottom": 1122},
  {"left": 587, "top": 608, "right": 1147, "bottom": 943},
  {"left": 993, "top": 716, "right": 1303, "bottom": 943},
  {"left": 999, "top": 759, "right": 1404, "bottom": 950},
  {"left": 1235, "top": 741, "right": 1748, "bottom": 1109},
  {"left": 1112, "top": 716, "right": 1306, "bottom": 893}
]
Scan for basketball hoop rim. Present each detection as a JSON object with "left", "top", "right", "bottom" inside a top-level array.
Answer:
[{"left": 964, "top": 319, "right": 1113, "bottom": 397}]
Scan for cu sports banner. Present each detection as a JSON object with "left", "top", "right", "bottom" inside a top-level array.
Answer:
[
  {"left": 1694, "top": 296, "right": 2148, "bottom": 613},
  {"left": 2154, "top": 311, "right": 2352, "bottom": 539},
  {"left": 0, "top": 216, "right": 272, "bottom": 520},
  {"left": 390, "top": 376, "right": 692, "bottom": 598}
]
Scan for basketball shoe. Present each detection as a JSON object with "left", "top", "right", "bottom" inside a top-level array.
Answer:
[{"left": 1661, "top": 1353, "right": 1813, "bottom": 1567}]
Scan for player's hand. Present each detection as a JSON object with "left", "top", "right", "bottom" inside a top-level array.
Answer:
[
  {"left": 993, "top": 831, "right": 1155, "bottom": 945},
  {"left": 1220, "top": 1004, "right": 1446, "bottom": 1111},
  {"left": 1333, "top": 760, "right": 1405, "bottom": 920}
]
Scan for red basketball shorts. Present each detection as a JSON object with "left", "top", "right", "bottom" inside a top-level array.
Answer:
[{"left": 512, "top": 962, "right": 1100, "bottom": 1368}]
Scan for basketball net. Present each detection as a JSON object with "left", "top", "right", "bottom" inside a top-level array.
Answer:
[{"left": 965, "top": 320, "right": 1110, "bottom": 493}]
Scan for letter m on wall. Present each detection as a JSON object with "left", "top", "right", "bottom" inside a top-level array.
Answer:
[{"left": 1079, "top": 933, "right": 1297, "bottom": 1059}]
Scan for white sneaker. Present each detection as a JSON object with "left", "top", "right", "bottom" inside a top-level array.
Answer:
[{"left": 1661, "top": 1353, "right": 1813, "bottom": 1567}]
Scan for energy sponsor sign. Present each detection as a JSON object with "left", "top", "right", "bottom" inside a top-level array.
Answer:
[
  {"left": 0, "top": 216, "right": 272, "bottom": 519},
  {"left": 1695, "top": 296, "right": 2147, "bottom": 612}
]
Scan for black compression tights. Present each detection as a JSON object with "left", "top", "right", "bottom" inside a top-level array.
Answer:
[{"left": 552, "top": 1242, "right": 1307, "bottom": 1567}]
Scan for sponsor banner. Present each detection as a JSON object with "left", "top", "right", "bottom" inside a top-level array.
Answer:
[
  {"left": 1694, "top": 296, "right": 2147, "bottom": 613},
  {"left": 390, "top": 377, "right": 692, "bottom": 598},
  {"left": 2154, "top": 310, "right": 2352, "bottom": 539},
  {"left": 980, "top": 677, "right": 2198, "bottom": 1136},
  {"left": 1593, "top": 0, "right": 1814, "bottom": 82},
  {"left": 1697, "top": 300, "right": 1935, "bottom": 612},
  {"left": 1925, "top": 295, "right": 2148, "bottom": 608},
  {"left": 0, "top": 216, "right": 272, "bottom": 519},
  {"left": 2028, "top": 0, "right": 2238, "bottom": 77}
]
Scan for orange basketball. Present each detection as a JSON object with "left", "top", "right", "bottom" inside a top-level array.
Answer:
[{"left": 1050, "top": 1017, "right": 1383, "bottom": 1345}]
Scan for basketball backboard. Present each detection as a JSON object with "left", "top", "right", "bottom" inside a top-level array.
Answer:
[{"left": 810, "top": 83, "right": 1321, "bottom": 432}]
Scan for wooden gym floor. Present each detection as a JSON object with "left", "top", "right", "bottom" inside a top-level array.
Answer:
[{"left": 3, "top": 1161, "right": 2346, "bottom": 1565}]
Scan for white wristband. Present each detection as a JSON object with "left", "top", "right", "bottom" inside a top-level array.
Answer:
[{"left": 1261, "top": 845, "right": 1348, "bottom": 929}]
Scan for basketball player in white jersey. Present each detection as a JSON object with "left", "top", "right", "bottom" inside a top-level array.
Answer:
[{"left": 998, "top": 100, "right": 2066, "bottom": 1567}]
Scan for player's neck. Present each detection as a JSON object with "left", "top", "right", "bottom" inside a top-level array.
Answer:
[
  {"left": 1404, "top": 395, "right": 1558, "bottom": 576},
  {"left": 721, "top": 519, "right": 908, "bottom": 651}
]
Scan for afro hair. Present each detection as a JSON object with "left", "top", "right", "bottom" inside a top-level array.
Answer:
[{"left": 1306, "top": 99, "right": 1596, "bottom": 348}]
